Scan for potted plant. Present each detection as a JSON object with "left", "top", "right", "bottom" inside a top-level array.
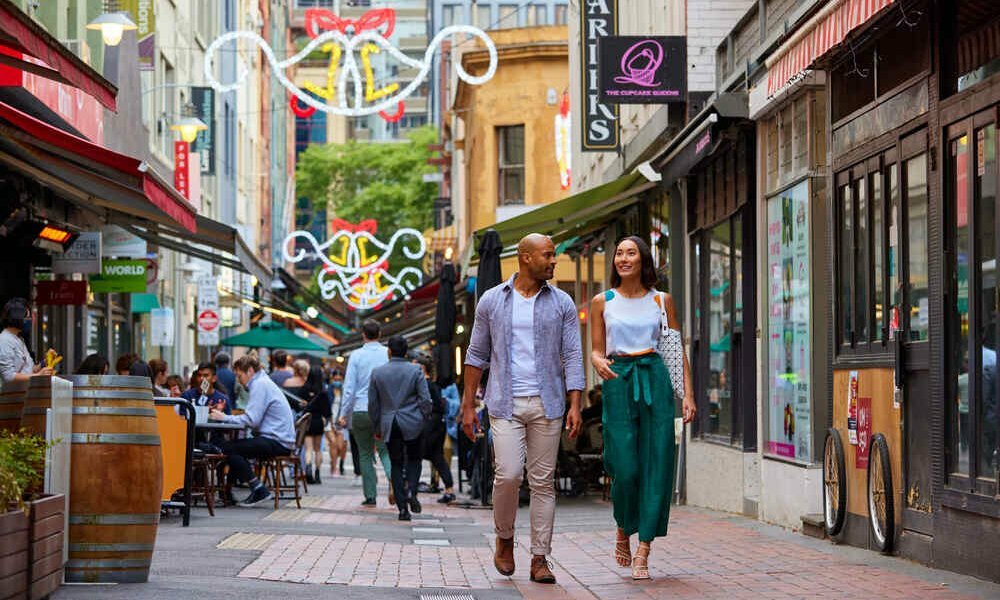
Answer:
[{"left": 0, "top": 430, "right": 64, "bottom": 600}]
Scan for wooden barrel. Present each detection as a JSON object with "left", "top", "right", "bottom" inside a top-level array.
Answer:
[
  {"left": 20, "top": 376, "right": 53, "bottom": 436},
  {"left": 65, "top": 375, "right": 162, "bottom": 584},
  {"left": 0, "top": 379, "right": 27, "bottom": 433}
]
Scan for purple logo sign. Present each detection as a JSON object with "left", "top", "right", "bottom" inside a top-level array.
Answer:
[{"left": 614, "top": 40, "right": 664, "bottom": 88}]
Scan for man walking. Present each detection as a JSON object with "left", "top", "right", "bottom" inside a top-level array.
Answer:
[
  {"left": 368, "top": 336, "right": 432, "bottom": 521},
  {"left": 461, "top": 233, "right": 584, "bottom": 584},
  {"left": 338, "top": 319, "right": 394, "bottom": 506}
]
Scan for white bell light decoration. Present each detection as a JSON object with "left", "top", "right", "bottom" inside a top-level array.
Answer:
[{"left": 86, "top": 11, "right": 137, "bottom": 47}]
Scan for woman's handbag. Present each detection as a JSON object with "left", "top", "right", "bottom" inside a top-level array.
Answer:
[{"left": 657, "top": 292, "right": 687, "bottom": 401}]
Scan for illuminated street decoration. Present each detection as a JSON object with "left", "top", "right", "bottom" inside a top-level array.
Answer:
[
  {"left": 205, "top": 8, "right": 497, "bottom": 123},
  {"left": 555, "top": 91, "right": 572, "bottom": 190},
  {"left": 283, "top": 220, "right": 427, "bottom": 311}
]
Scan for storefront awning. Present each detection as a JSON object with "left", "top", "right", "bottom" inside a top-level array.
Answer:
[
  {"left": 127, "top": 215, "right": 271, "bottom": 286},
  {"left": 0, "top": 0, "right": 117, "bottom": 110},
  {"left": 652, "top": 93, "right": 748, "bottom": 182},
  {"left": 766, "top": 0, "right": 895, "bottom": 96},
  {"left": 472, "top": 171, "right": 656, "bottom": 260},
  {"left": 130, "top": 293, "right": 160, "bottom": 314},
  {"left": 0, "top": 101, "right": 196, "bottom": 232}
]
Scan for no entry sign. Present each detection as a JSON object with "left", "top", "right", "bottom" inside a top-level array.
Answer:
[{"left": 197, "top": 309, "right": 220, "bottom": 346}]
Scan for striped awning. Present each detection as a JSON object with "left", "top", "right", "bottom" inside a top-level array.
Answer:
[{"left": 766, "top": 0, "right": 895, "bottom": 97}]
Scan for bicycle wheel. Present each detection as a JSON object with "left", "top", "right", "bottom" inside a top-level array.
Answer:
[
  {"left": 823, "top": 428, "right": 847, "bottom": 537},
  {"left": 867, "top": 433, "right": 895, "bottom": 553}
]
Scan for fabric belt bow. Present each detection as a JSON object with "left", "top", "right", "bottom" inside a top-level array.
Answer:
[{"left": 615, "top": 353, "right": 659, "bottom": 407}]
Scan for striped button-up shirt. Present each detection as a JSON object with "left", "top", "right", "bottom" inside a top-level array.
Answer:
[{"left": 464, "top": 274, "right": 585, "bottom": 420}]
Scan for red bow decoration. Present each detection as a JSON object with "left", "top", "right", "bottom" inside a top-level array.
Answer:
[
  {"left": 331, "top": 218, "right": 378, "bottom": 234},
  {"left": 305, "top": 8, "right": 395, "bottom": 40}
]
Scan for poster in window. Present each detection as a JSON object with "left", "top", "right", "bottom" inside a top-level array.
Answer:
[{"left": 766, "top": 182, "right": 811, "bottom": 461}]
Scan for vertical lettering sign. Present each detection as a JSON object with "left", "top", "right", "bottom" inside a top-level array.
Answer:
[
  {"left": 173, "top": 141, "right": 190, "bottom": 199},
  {"left": 581, "top": 0, "right": 619, "bottom": 152},
  {"left": 190, "top": 87, "right": 216, "bottom": 175},
  {"left": 121, "top": 0, "right": 156, "bottom": 71}
]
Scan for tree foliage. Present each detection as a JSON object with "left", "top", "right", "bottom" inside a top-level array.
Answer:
[{"left": 295, "top": 125, "right": 440, "bottom": 237}]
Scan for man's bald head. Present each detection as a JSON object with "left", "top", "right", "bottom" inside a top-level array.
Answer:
[{"left": 516, "top": 233, "right": 557, "bottom": 282}]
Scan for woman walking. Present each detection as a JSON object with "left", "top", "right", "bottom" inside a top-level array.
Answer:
[{"left": 590, "top": 236, "right": 696, "bottom": 580}]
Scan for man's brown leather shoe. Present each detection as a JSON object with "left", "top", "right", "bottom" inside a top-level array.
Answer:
[
  {"left": 530, "top": 555, "right": 556, "bottom": 584},
  {"left": 494, "top": 536, "right": 515, "bottom": 576}
]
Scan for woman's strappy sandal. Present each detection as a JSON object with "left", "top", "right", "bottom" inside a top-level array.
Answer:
[
  {"left": 614, "top": 534, "right": 631, "bottom": 567},
  {"left": 631, "top": 544, "right": 650, "bottom": 580}
]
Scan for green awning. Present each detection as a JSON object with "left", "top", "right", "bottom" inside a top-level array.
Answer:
[
  {"left": 130, "top": 293, "right": 160, "bottom": 314},
  {"left": 473, "top": 171, "right": 655, "bottom": 260},
  {"left": 220, "top": 322, "right": 326, "bottom": 351},
  {"left": 555, "top": 236, "right": 580, "bottom": 256}
]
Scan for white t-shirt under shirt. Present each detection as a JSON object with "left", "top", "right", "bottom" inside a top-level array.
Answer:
[{"left": 509, "top": 291, "right": 540, "bottom": 397}]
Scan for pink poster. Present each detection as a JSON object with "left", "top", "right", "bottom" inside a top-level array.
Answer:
[{"left": 855, "top": 397, "right": 872, "bottom": 469}]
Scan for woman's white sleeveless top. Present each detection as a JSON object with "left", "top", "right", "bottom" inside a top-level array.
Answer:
[{"left": 603, "top": 289, "right": 661, "bottom": 356}]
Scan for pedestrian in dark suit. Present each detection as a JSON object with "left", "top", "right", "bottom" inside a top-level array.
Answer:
[{"left": 369, "top": 335, "right": 432, "bottom": 521}]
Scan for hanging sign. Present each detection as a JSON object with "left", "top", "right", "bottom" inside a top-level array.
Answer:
[
  {"left": 283, "top": 219, "right": 426, "bottom": 311},
  {"left": 205, "top": 8, "right": 497, "bottom": 123},
  {"left": 190, "top": 87, "right": 216, "bottom": 175},
  {"left": 174, "top": 141, "right": 190, "bottom": 199},
  {"left": 120, "top": 0, "right": 156, "bottom": 71},
  {"left": 52, "top": 231, "right": 101, "bottom": 274},
  {"left": 88, "top": 259, "right": 147, "bottom": 294},
  {"left": 35, "top": 281, "right": 88, "bottom": 306},
  {"left": 151, "top": 307, "right": 175, "bottom": 347},
  {"left": 580, "top": 0, "right": 619, "bottom": 152},
  {"left": 101, "top": 225, "right": 147, "bottom": 258},
  {"left": 599, "top": 36, "right": 686, "bottom": 104},
  {"left": 555, "top": 91, "right": 571, "bottom": 190}
]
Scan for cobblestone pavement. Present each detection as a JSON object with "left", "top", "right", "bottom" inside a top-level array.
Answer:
[{"left": 54, "top": 465, "right": 1000, "bottom": 600}]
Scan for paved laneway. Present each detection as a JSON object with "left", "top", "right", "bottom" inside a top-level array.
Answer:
[{"left": 54, "top": 466, "right": 1000, "bottom": 600}]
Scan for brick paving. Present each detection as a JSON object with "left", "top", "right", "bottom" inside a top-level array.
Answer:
[{"left": 233, "top": 481, "right": 991, "bottom": 599}]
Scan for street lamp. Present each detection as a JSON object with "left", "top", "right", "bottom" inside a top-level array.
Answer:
[
  {"left": 86, "top": 11, "right": 137, "bottom": 47},
  {"left": 170, "top": 103, "right": 208, "bottom": 143}
]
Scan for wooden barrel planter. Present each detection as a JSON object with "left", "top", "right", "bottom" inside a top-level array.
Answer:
[
  {"left": 0, "top": 379, "right": 27, "bottom": 434},
  {"left": 64, "top": 375, "right": 162, "bottom": 584},
  {"left": 20, "top": 376, "right": 53, "bottom": 437}
]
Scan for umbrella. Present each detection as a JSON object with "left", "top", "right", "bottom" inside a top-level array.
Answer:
[
  {"left": 434, "top": 262, "right": 457, "bottom": 386},
  {"left": 219, "top": 322, "right": 326, "bottom": 352},
  {"left": 476, "top": 229, "right": 503, "bottom": 301}
]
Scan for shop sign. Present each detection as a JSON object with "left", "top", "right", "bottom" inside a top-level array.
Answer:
[
  {"left": 855, "top": 397, "right": 872, "bottom": 469},
  {"left": 51, "top": 231, "right": 101, "bottom": 274},
  {"left": 174, "top": 141, "right": 190, "bottom": 199},
  {"left": 190, "top": 87, "right": 215, "bottom": 175},
  {"left": 580, "top": 0, "right": 619, "bottom": 152},
  {"left": 120, "top": 0, "right": 156, "bottom": 71},
  {"left": 150, "top": 307, "right": 174, "bottom": 347},
  {"left": 197, "top": 309, "right": 220, "bottom": 346},
  {"left": 765, "top": 183, "right": 812, "bottom": 461},
  {"left": 598, "top": 36, "right": 686, "bottom": 104},
  {"left": 35, "top": 280, "right": 87, "bottom": 306},
  {"left": 847, "top": 370, "right": 859, "bottom": 445},
  {"left": 101, "top": 225, "right": 147, "bottom": 257},
  {"left": 88, "top": 259, "right": 147, "bottom": 294}
]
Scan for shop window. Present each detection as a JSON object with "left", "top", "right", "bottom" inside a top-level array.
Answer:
[
  {"left": 763, "top": 92, "right": 823, "bottom": 195},
  {"left": 837, "top": 149, "right": 928, "bottom": 353},
  {"left": 765, "top": 182, "right": 811, "bottom": 461},
  {"left": 497, "top": 125, "right": 525, "bottom": 206},
  {"left": 649, "top": 191, "right": 670, "bottom": 279},
  {"left": 831, "top": 46, "right": 875, "bottom": 123},
  {"left": 947, "top": 114, "right": 999, "bottom": 493},
  {"left": 954, "top": 2, "right": 1000, "bottom": 93}
]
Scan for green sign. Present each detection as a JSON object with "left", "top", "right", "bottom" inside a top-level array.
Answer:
[{"left": 89, "top": 259, "right": 147, "bottom": 293}]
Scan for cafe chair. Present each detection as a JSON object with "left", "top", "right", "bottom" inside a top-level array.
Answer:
[
  {"left": 260, "top": 454, "right": 305, "bottom": 509},
  {"left": 190, "top": 453, "right": 228, "bottom": 515}
]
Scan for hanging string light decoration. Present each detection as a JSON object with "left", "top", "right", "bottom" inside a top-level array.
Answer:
[
  {"left": 204, "top": 8, "right": 498, "bottom": 122},
  {"left": 283, "top": 220, "right": 427, "bottom": 311}
]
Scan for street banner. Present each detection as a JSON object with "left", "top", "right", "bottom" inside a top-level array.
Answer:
[
  {"left": 35, "top": 281, "right": 87, "bottom": 305},
  {"left": 120, "top": 0, "right": 156, "bottom": 71},
  {"left": 599, "top": 36, "right": 686, "bottom": 104},
  {"left": 101, "top": 225, "right": 147, "bottom": 257},
  {"left": 52, "top": 231, "right": 101, "bottom": 274},
  {"left": 151, "top": 307, "right": 174, "bottom": 347},
  {"left": 88, "top": 259, "right": 147, "bottom": 293},
  {"left": 856, "top": 397, "right": 872, "bottom": 469},
  {"left": 580, "top": 0, "right": 619, "bottom": 152},
  {"left": 190, "top": 87, "right": 216, "bottom": 175},
  {"left": 174, "top": 141, "right": 190, "bottom": 199}
]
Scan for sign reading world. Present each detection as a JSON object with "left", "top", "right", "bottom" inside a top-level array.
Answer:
[{"left": 599, "top": 36, "right": 686, "bottom": 104}]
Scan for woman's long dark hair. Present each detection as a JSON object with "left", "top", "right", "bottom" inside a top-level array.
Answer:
[{"left": 610, "top": 235, "right": 659, "bottom": 290}]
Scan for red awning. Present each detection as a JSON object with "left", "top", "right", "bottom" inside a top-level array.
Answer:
[
  {"left": 0, "top": 0, "right": 117, "bottom": 110},
  {"left": 0, "top": 101, "right": 196, "bottom": 233},
  {"left": 766, "top": 0, "right": 895, "bottom": 96}
]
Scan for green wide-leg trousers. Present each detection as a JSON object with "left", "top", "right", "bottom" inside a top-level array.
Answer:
[{"left": 602, "top": 352, "right": 677, "bottom": 542}]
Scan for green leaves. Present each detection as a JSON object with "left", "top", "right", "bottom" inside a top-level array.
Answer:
[
  {"left": 295, "top": 125, "right": 440, "bottom": 237},
  {"left": 0, "top": 430, "right": 54, "bottom": 512}
]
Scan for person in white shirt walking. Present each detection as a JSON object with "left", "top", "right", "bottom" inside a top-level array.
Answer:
[{"left": 338, "top": 319, "right": 393, "bottom": 506}]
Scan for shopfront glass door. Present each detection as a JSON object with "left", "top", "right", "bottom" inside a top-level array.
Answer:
[{"left": 947, "top": 109, "right": 999, "bottom": 498}]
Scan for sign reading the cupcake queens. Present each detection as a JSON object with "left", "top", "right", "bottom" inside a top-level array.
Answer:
[{"left": 598, "top": 36, "right": 686, "bottom": 104}]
